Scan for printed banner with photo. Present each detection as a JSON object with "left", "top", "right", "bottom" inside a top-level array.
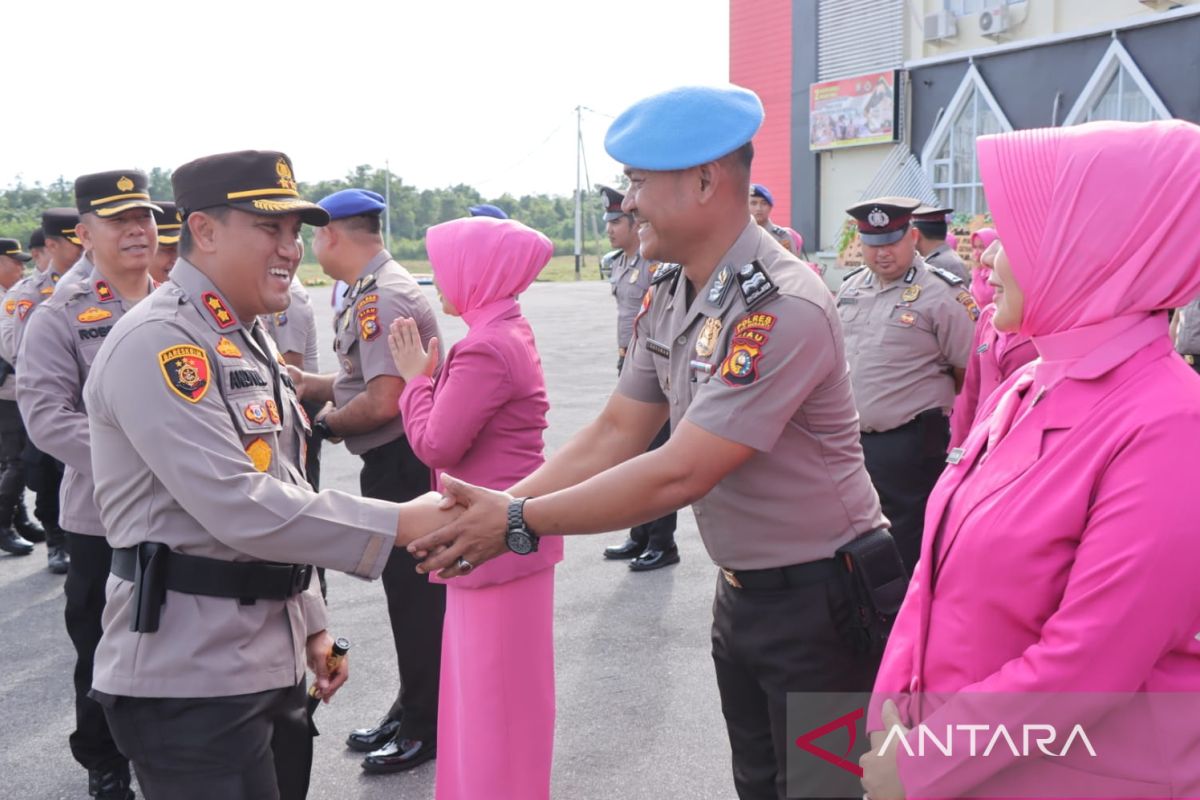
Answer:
[{"left": 809, "top": 70, "right": 900, "bottom": 151}]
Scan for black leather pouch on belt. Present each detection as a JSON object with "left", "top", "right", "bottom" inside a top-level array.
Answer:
[
  {"left": 131, "top": 541, "right": 170, "bottom": 634},
  {"left": 835, "top": 528, "right": 910, "bottom": 655}
]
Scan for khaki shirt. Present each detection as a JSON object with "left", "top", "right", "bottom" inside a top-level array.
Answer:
[
  {"left": 836, "top": 258, "right": 976, "bottom": 433},
  {"left": 53, "top": 256, "right": 96, "bottom": 296},
  {"left": 609, "top": 250, "right": 656, "bottom": 351},
  {"left": 617, "top": 221, "right": 885, "bottom": 570},
  {"left": 332, "top": 250, "right": 442, "bottom": 456},
  {"left": 0, "top": 261, "right": 74, "bottom": 365},
  {"left": 1175, "top": 297, "right": 1200, "bottom": 356},
  {"left": 766, "top": 222, "right": 797, "bottom": 254},
  {"left": 262, "top": 277, "right": 319, "bottom": 373},
  {"left": 17, "top": 271, "right": 148, "bottom": 536},
  {"left": 85, "top": 258, "right": 398, "bottom": 698},
  {"left": 922, "top": 243, "right": 969, "bottom": 282}
]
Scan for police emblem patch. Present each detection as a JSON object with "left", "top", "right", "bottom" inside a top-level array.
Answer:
[
  {"left": 719, "top": 312, "right": 776, "bottom": 387},
  {"left": 358, "top": 306, "right": 381, "bottom": 341},
  {"left": 15, "top": 300, "right": 32, "bottom": 320},
  {"left": 202, "top": 292, "right": 236, "bottom": 329},
  {"left": 956, "top": 291, "right": 980, "bottom": 321},
  {"left": 77, "top": 307, "right": 112, "bottom": 323},
  {"left": 867, "top": 208, "right": 890, "bottom": 228},
  {"left": 158, "top": 344, "right": 211, "bottom": 403},
  {"left": 244, "top": 403, "right": 268, "bottom": 425},
  {"left": 4, "top": 300, "right": 15, "bottom": 315},
  {"left": 215, "top": 337, "right": 242, "bottom": 358},
  {"left": 116, "top": 175, "right": 134, "bottom": 192},
  {"left": 274, "top": 311, "right": 288, "bottom": 326},
  {"left": 245, "top": 437, "right": 272, "bottom": 473}
]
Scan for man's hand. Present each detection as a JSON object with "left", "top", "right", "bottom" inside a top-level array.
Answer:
[
  {"left": 388, "top": 318, "right": 439, "bottom": 382},
  {"left": 860, "top": 700, "right": 908, "bottom": 800},
  {"left": 395, "top": 490, "right": 466, "bottom": 551},
  {"left": 286, "top": 365, "right": 307, "bottom": 402},
  {"left": 306, "top": 630, "right": 349, "bottom": 704},
  {"left": 407, "top": 474, "right": 512, "bottom": 578}
]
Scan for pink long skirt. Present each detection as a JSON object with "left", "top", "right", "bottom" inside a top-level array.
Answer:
[{"left": 435, "top": 567, "right": 556, "bottom": 800}]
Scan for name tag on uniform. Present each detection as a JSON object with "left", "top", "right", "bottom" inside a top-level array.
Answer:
[
  {"left": 946, "top": 447, "right": 965, "bottom": 465},
  {"left": 977, "top": 343, "right": 990, "bottom": 354},
  {"left": 837, "top": 297, "right": 857, "bottom": 306},
  {"left": 645, "top": 339, "right": 670, "bottom": 358}
]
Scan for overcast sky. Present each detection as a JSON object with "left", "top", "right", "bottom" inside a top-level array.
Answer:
[{"left": 5, "top": 0, "right": 729, "bottom": 198}]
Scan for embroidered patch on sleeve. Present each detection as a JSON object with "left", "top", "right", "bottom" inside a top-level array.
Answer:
[
  {"left": 719, "top": 313, "right": 777, "bottom": 387},
  {"left": 956, "top": 291, "right": 980, "bottom": 321},
  {"left": 158, "top": 344, "right": 211, "bottom": 403},
  {"left": 15, "top": 300, "right": 32, "bottom": 320}
]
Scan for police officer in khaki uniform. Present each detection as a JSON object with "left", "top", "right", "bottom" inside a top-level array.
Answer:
[
  {"left": 82, "top": 150, "right": 458, "bottom": 800},
  {"left": 404, "top": 85, "right": 902, "bottom": 800},
  {"left": 149, "top": 200, "right": 181, "bottom": 283},
  {"left": 749, "top": 183, "right": 801, "bottom": 254},
  {"left": 28, "top": 227, "right": 50, "bottom": 271},
  {"left": 263, "top": 276, "right": 321, "bottom": 484},
  {"left": 597, "top": 184, "right": 680, "bottom": 570},
  {"left": 290, "top": 188, "right": 446, "bottom": 773},
  {"left": 911, "top": 204, "right": 969, "bottom": 282},
  {"left": 0, "top": 239, "right": 36, "bottom": 556},
  {"left": 837, "top": 197, "right": 976, "bottom": 571},
  {"left": 18, "top": 170, "right": 163, "bottom": 799},
  {"left": 1172, "top": 296, "right": 1200, "bottom": 373}
]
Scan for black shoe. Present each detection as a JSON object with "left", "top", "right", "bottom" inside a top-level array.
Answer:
[
  {"left": 345, "top": 717, "right": 402, "bottom": 753},
  {"left": 603, "top": 538, "right": 645, "bottom": 560},
  {"left": 362, "top": 737, "right": 436, "bottom": 774},
  {"left": 629, "top": 546, "right": 680, "bottom": 572},
  {"left": 13, "top": 506, "right": 44, "bottom": 543},
  {"left": 0, "top": 527, "right": 33, "bottom": 556},
  {"left": 89, "top": 765, "right": 135, "bottom": 800},
  {"left": 47, "top": 545, "right": 69, "bottom": 574}
]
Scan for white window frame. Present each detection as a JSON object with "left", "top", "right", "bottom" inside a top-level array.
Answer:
[
  {"left": 1062, "top": 37, "right": 1170, "bottom": 125},
  {"left": 920, "top": 62, "right": 1013, "bottom": 216}
]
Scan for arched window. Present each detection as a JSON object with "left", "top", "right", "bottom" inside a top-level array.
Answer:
[
  {"left": 921, "top": 63, "right": 1012, "bottom": 216},
  {"left": 1063, "top": 38, "right": 1170, "bottom": 125}
]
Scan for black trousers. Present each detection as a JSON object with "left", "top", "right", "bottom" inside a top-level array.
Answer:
[
  {"left": 711, "top": 571, "right": 881, "bottom": 800},
  {"left": 859, "top": 410, "right": 950, "bottom": 573},
  {"left": 0, "top": 399, "right": 26, "bottom": 525},
  {"left": 629, "top": 422, "right": 677, "bottom": 550},
  {"left": 360, "top": 436, "right": 446, "bottom": 741},
  {"left": 99, "top": 682, "right": 311, "bottom": 800},
  {"left": 63, "top": 532, "right": 126, "bottom": 773},
  {"left": 23, "top": 442, "right": 64, "bottom": 546}
]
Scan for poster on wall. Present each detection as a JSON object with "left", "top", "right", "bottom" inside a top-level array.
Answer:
[{"left": 809, "top": 70, "right": 900, "bottom": 151}]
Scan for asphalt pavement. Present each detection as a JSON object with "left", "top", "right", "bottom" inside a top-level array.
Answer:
[{"left": 0, "top": 278, "right": 737, "bottom": 799}]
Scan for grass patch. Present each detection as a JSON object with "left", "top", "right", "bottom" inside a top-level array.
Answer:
[{"left": 297, "top": 254, "right": 605, "bottom": 286}]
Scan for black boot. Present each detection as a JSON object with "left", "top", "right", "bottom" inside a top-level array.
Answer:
[
  {"left": 89, "top": 763, "right": 135, "bottom": 800},
  {"left": 44, "top": 523, "right": 68, "bottom": 574},
  {"left": 0, "top": 526, "right": 33, "bottom": 556},
  {"left": 12, "top": 501, "right": 44, "bottom": 543}
]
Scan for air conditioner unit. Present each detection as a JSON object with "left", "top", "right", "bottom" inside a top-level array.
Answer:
[
  {"left": 978, "top": 5, "right": 1011, "bottom": 38},
  {"left": 923, "top": 10, "right": 958, "bottom": 42}
]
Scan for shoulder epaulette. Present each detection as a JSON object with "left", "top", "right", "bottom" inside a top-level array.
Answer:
[
  {"left": 734, "top": 260, "right": 779, "bottom": 310},
  {"left": 601, "top": 249, "right": 621, "bottom": 269},
  {"left": 651, "top": 262, "right": 682, "bottom": 286},
  {"left": 929, "top": 266, "right": 964, "bottom": 286},
  {"left": 842, "top": 265, "right": 867, "bottom": 281}
]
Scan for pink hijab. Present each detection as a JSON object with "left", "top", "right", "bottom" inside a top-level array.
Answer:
[
  {"left": 977, "top": 120, "right": 1200, "bottom": 338},
  {"left": 968, "top": 227, "right": 998, "bottom": 307},
  {"left": 425, "top": 217, "right": 553, "bottom": 329}
]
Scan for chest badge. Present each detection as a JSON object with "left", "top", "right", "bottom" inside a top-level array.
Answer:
[
  {"left": 245, "top": 437, "right": 272, "bottom": 473},
  {"left": 215, "top": 337, "right": 243, "bottom": 359},
  {"left": 77, "top": 307, "right": 112, "bottom": 323},
  {"left": 696, "top": 317, "right": 723, "bottom": 358},
  {"left": 898, "top": 311, "right": 916, "bottom": 327},
  {"left": 627, "top": 268, "right": 639, "bottom": 284},
  {"left": 901, "top": 285, "right": 922, "bottom": 302}
]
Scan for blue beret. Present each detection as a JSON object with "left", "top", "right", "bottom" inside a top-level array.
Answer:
[
  {"left": 604, "top": 84, "right": 764, "bottom": 171},
  {"left": 468, "top": 204, "right": 508, "bottom": 220},
  {"left": 318, "top": 188, "right": 386, "bottom": 220},
  {"left": 750, "top": 184, "right": 774, "bottom": 206}
]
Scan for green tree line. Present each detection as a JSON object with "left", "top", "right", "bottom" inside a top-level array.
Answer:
[{"left": 0, "top": 165, "right": 615, "bottom": 260}]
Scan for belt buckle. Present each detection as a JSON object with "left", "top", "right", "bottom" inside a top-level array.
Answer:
[{"left": 721, "top": 568, "right": 743, "bottom": 589}]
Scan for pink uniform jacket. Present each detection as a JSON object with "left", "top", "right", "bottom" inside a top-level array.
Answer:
[{"left": 948, "top": 303, "right": 1037, "bottom": 449}]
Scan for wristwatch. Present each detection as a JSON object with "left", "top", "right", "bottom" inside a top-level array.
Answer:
[
  {"left": 505, "top": 498, "right": 539, "bottom": 555},
  {"left": 312, "top": 417, "right": 334, "bottom": 440}
]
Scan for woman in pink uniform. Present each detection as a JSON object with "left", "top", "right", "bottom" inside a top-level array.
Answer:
[
  {"left": 861, "top": 120, "right": 1200, "bottom": 799},
  {"left": 388, "top": 216, "right": 562, "bottom": 800},
  {"left": 947, "top": 238, "right": 1037, "bottom": 449},
  {"left": 968, "top": 227, "right": 998, "bottom": 307}
]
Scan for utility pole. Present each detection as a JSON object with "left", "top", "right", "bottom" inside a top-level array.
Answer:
[{"left": 574, "top": 105, "right": 583, "bottom": 281}]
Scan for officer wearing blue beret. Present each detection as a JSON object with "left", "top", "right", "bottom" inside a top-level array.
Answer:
[
  {"left": 288, "top": 187, "right": 447, "bottom": 774},
  {"left": 468, "top": 203, "right": 508, "bottom": 220},
  {"left": 749, "top": 183, "right": 802, "bottom": 255},
  {"left": 405, "top": 84, "right": 903, "bottom": 799}
]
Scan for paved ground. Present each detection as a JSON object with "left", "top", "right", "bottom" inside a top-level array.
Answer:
[{"left": 0, "top": 279, "right": 737, "bottom": 799}]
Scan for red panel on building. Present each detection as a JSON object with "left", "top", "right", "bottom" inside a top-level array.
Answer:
[{"left": 730, "top": 0, "right": 793, "bottom": 228}]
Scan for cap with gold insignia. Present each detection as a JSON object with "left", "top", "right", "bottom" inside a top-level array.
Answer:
[
  {"left": 153, "top": 201, "right": 182, "bottom": 245},
  {"left": 28, "top": 228, "right": 45, "bottom": 251},
  {"left": 171, "top": 150, "right": 329, "bottom": 226},
  {"left": 605, "top": 84, "right": 764, "bottom": 171},
  {"left": 597, "top": 185, "right": 627, "bottom": 221},
  {"left": 911, "top": 204, "right": 952, "bottom": 237},
  {"left": 0, "top": 238, "right": 31, "bottom": 262},
  {"left": 75, "top": 170, "right": 162, "bottom": 218},
  {"left": 41, "top": 208, "right": 82, "bottom": 245},
  {"left": 846, "top": 196, "right": 922, "bottom": 246}
]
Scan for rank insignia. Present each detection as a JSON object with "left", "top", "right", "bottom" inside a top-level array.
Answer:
[
  {"left": 158, "top": 344, "right": 211, "bottom": 403},
  {"left": 15, "top": 300, "right": 32, "bottom": 320},
  {"left": 216, "top": 337, "right": 243, "bottom": 358},
  {"left": 245, "top": 437, "right": 272, "bottom": 473},
  {"left": 77, "top": 307, "right": 112, "bottom": 324},
  {"left": 734, "top": 261, "right": 778, "bottom": 309},
  {"left": 696, "top": 317, "right": 722, "bottom": 358},
  {"left": 95, "top": 281, "right": 116, "bottom": 302},
  {"left": 901, "top": 285, "right": 922, "bottom": 302},
  {"left": 898, "top": 311, "right": 916, "bottom": 327},
  {"left": 244, "top": 403, "right": 268, "bottom": 425},
  {"left": 4, "top": 300, "right": 14, "bottom": 315},
  {"left": 266, "top": 399, "right": 280, "bottom": 425},
  {"left": 202, "top": 292, "right": 236, "bottom": 329},
  {"left": 956, "top": 291, "right": 980, "bottom": 321},
  {"left": 274, "top": 311, "right": 288, "bottom": 326},
  {"left": 707, "top": 267, "right": 731, "bottom": 305}
]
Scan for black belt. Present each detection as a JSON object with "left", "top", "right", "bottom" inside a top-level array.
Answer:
[
  {"left": 112, "top": 543, "right": 313, "bottom": 633},
  {"left": 720, "top": 557, "right": 840, "bottom": 591},
  {"left": 862, "top": 407, "right": 945, "bottom": 436}
]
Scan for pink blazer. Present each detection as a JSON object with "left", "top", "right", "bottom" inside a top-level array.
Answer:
[
  {"left": 948, "top": 304, "right": 1037, "bottom": 448},
  {"left": 872, "top": 322, "right": 1200, "bottom": 797},
  {"left": 398, "top": 308, "right": 563, "bottom": 589}
]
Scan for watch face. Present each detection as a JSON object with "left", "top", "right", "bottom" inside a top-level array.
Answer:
[{"left": 506, "top": 529, "right": 535, "bottom": 555}]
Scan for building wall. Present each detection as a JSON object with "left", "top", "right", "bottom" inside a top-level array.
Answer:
[
  {"left": 730, "top": 0, "right": 794, "bottom": 226},
  {"left": 818, "top": 148, "right": 886, "bottom": 254}
]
